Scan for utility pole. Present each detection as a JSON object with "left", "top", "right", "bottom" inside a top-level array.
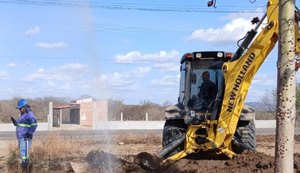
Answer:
[{"left": 275, "top": 0, "right": 296, "bottom": 172}]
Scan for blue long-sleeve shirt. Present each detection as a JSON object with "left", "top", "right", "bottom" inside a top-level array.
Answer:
[{"left": 16, "top": 108, "right": 37, "bottom": 139}]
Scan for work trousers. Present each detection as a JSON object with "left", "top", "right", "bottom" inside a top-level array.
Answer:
[{"left": 18, "top": 138, "right": 32, "bottom": 167}]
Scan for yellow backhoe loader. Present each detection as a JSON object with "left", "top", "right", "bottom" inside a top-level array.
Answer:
[{"left": 138, "top": 0, "right": 300, "bottom": 168}]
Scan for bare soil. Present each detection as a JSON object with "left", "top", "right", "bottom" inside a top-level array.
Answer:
[
  {"left": 2, "top": 135, "right": 300, "bottom": 173},
  {"left": 0, "top": 140, "right": 10, "bottom": 173},
  {"left": 80, "top": 146, "right": 300, "bottom": 173}
]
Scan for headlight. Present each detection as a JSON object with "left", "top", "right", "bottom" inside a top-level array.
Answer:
[
  {"left": 217, "top": 52, "right": 223, "bottom": 58},
  {"left": 195, "top": 53, "right": 202, "bottom": 59}
]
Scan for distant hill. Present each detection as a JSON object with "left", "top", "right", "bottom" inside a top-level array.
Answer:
[{"left": 245, "top": 102, "right": 272, "bottom": 112}]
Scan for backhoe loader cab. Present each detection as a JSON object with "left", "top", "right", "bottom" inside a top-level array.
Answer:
[
  {"left": 178, "top": 51, "right": 230, "bottom": 114},
  {"left": 167, "top": 51, "right": 246, "bottom": 122}
]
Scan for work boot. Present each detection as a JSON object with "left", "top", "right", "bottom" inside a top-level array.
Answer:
[{"left": 21, "top": 163, "right": 29, "bottom": 173}]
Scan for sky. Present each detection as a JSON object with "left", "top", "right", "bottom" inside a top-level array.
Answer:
[{"left": 0, "top": 0, "right": 299, "bottom": 105}]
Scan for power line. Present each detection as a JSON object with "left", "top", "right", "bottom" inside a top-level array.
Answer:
[
  {"left": 0, "top": 0, "right": 264, "bottom": 13},
  {"left": 0, "top": 55, "right": 112, "bottom": 61},
  {"left": 84, "top": 25, "right": 192, "bottom": 33}
]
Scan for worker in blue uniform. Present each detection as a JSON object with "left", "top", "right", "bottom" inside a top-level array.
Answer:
[{"left": 11, "top": 99, "right": 37, "bottom": 170}]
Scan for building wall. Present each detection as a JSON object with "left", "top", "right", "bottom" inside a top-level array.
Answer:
[{"left": 80, "top": 100, "right": 108, "bottom": 126}]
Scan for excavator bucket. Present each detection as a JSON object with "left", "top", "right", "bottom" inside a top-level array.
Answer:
[{"left": 134, "top": 152, "right": 163, "bottom": 170}]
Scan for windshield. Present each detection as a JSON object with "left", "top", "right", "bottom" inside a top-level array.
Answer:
[{"left": 189, "top": 68, "right": 223, "bottom": 112}]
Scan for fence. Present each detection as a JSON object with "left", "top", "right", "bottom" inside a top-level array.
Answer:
[{"left": 0, "top": 102, "right": 277, "bottom": 131}]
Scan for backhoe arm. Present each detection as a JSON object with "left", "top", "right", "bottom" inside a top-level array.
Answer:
[
  {"left": 158, "top": 0, "right": 300, "bottom": 162},
  {"left": 210, "top": 0, "right": 300, "bottom": 155}
]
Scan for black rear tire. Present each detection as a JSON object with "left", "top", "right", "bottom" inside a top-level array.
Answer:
[
  {"left": 162, "top": 119, "right": 187, "bottom": 159},
  {"left": 232, "top": 120, "right": 256, "bottom": 153}
]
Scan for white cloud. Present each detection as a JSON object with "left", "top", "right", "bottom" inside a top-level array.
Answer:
[
  {"left": 6, "top": 61, "right": 31, "bottom": 68},
  {"left": 20, "top": 64, "right": 152, "bottom": 101},
  {"left": 24, "top": 63, "right": 88, "bottom": 82},
  {"left": 57, "top": 63, "right": 88, "bottom": 71},
  {"left": 252, "top": 73, "right": 276, "bottom": 86},
  {"left": 114, "top": 50, "right": 181, "bottom": 73},
  {"left": 92, "top": 67, "right": 151, "bottom": 88},
  {"left": 151, "top": 74, "right": 180, "bottom": 86},
  {"left": 20, "top": 63, "right": 90, "bottom": 98},
  {"left": 6, "top": 63, "right": 17, "bottom": 68},
  {"left": 24, "top": 70, "right": 49, "bottom": 82},
  {"left": 187, "top": 18, "right": 253, "bottom": 45},
  {"left": 37, "top": 68, "right": 44, "bottom": 72},
  {"left": 246, "top": 89, "right": 268, "bottom": 102},
  {"left": 0, "top": 71, "right": 10, "bottom": 79},
  {"left": 25, "top": 26, "right": 40, "bottom": 36},
  {"left": 247, "top": 72, "right": 277, "bottom": 102},
  {"left": 187, "top": 9, "right": 267, "bottom": 46},
  {"left": 153, "top": 63, "right": 179, "bottom": 72},
  {"left": 115, "top": 50, "right": 180, "bottom": 64},
  {"left": 35, "top": 42, "right": 67, "bottom": 49}
]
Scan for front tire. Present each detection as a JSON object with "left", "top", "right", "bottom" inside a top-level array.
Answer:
[
  {"left": 162, "top": 119, "right": 187, "bottom": 159},
  {"left": 232, "top": 120, "right": 256, "bottom": 153}
]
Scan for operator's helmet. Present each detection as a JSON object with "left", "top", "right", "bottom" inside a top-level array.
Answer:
[{"left": 16, "top": 99, "right": 28, "bottom": 109}]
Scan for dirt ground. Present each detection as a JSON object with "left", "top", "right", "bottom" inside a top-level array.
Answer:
[
  {"left": 0, "top": 140, "right": 10, "bottom": 173},
  {"left": 72, "top": 135, "right": 300, "bottom": 173},
  {"left": 1, "top": 135, "right": 300, "bottom": 173}
]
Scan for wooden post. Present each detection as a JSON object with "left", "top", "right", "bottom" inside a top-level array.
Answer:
[{"left": 275, "top": 0, "right": 296, "bottom": 172}]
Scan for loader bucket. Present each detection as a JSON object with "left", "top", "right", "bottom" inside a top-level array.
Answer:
[{"left": 134, "top": 152, "right": 163, "bottom": 170}]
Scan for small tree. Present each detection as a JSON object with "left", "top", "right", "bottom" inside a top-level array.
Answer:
[
  {"left": 0, "top": 97, "right": 69, "bottom": 123},
  {"left": 261, "top": 84, "right": 300, "bottom": 127},
  {"left": 260, "top": 89, "right": 277, "bottom": 116}
]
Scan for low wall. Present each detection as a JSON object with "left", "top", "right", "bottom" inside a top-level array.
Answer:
[
  {"left": 94, "top": 121, "right": 165, "bottom": 130},
  {"left": 0, "top": 120, "right": 276, "bottom": 131},
  {"left": 254, "top": 120, "right": 276, "bottom": 129},
  {"left": 0, "top": 123, "right": 49, "bottom": 131},
  {"left": 93, "top": 120, "right": 277, "bottom": 130}
]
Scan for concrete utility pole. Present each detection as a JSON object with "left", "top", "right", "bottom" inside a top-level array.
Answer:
[
  {"left": 48, "top": 102, "right": 53, "bottom": 131},
  {"left": 275, "top": 0, "right": 296, "bottom": 172}
]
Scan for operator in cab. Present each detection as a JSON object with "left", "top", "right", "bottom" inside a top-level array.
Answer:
[{"left": 197, "top": 71, "right": 217, "bottom": 111}]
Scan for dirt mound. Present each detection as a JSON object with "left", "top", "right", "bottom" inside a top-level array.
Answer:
[
  {"left": 83, "top": 150, "right": 300, "bottom": 173},
  {"left": 85, "top": 150, "right": 143, "bottom": 173}
]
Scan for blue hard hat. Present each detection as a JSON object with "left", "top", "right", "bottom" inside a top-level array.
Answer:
[{"left": 17, "top": 99, "right": 28, "bottom": 109}]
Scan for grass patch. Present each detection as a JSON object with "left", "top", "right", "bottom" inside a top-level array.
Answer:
[
  {"left": 32, "top": 132, "right": 82, "bottom": 161},
  {"left": 7, "top": 132, "right": 83, "bottom": 172},
  {"left": 6, "top": 132, "right": 162, "bottom": 172}
]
